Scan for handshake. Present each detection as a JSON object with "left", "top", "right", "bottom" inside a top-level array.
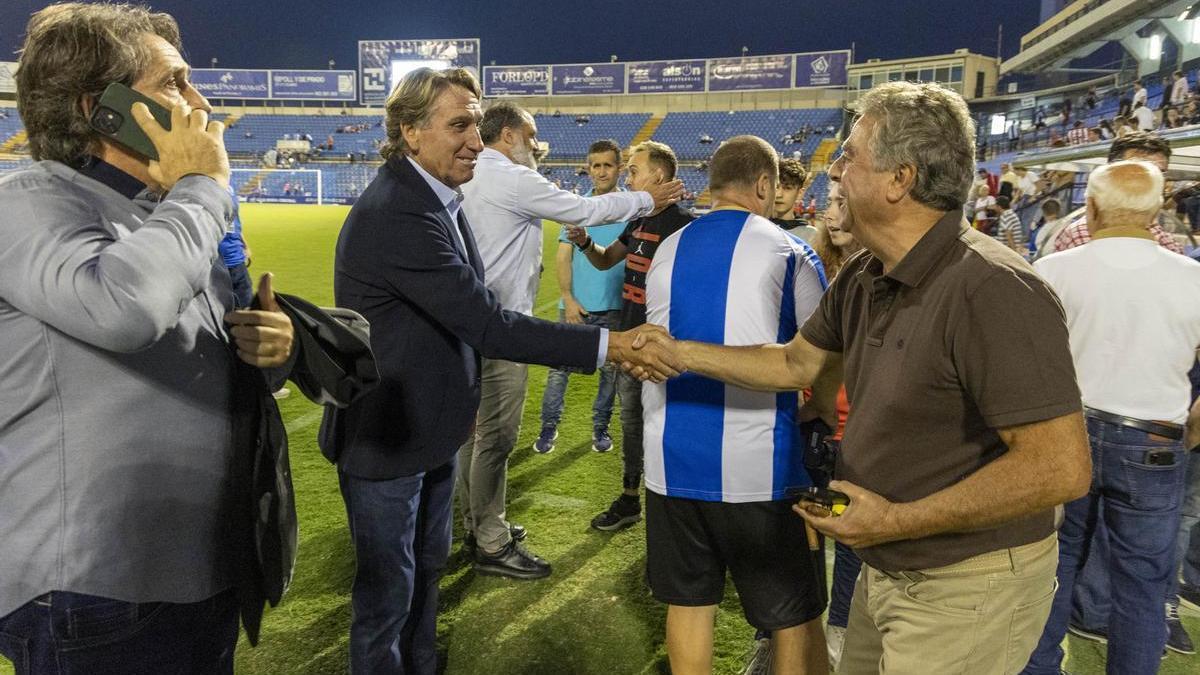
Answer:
[{"left": 606, "top": 324, "right": 684, "bottom": 383}]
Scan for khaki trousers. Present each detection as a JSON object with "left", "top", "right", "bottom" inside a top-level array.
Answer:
[
  {"left": 838, "top": 534, "right": 1058, "bottom": 675},
  {"left": 456, "top": 358, "right": 528, "bottom": 553}
]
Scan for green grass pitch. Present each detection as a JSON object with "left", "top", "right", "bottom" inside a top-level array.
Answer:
[{"left": 2, "top": 202, "right": 1196, "bottom": 674}]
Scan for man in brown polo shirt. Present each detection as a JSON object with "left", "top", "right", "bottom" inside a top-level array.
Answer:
[{"left": 625, "top": 81, "right": 1092, "bottom": 674}]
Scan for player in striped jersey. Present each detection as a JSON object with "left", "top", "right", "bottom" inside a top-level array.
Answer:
[{"left": 642, "top": 136, "right": 830, "bottom": 674}]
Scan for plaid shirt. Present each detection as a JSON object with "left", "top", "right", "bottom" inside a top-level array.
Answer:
[{"left": 1053, "top": 216, "right": 1183, "bottom": 254}]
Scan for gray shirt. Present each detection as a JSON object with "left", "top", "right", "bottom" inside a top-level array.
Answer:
[{"left": 0, "top": 161, "right": 239, "bottom": 617}]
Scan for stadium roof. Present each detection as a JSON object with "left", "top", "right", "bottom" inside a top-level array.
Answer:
[{"left": 1001, "top": 0, "right": 1190, "bottom": 75}]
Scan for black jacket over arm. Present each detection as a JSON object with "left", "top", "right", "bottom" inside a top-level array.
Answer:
[{"left": 320, "top": 155, "right": 601, "bottom": 478}]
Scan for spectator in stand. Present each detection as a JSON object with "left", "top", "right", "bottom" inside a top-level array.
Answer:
[
  {"left": 564, "top": 141, "right": 694, "bottom": 535},
  {"left": 999, "top": 162, "right": 1018, "bottom": 199},
  {"left": 1053, "top": 132, "right": 1183, "bottom": 254},
  {"left": 771, "top": 157, "right": 817, "bottom": 241},
  {"left": 1132, "top": 80, "right": 1148, "bottom": 111},
  {"left": 533, "top": 139, "right": 630, "bottom": 456},
  {"left": 1085, "top": 87, "right": 1098, "bottom": 110},
  {"left": 973, "top": 183, "right": 997, "bottom": 233},
  {"left": 1062, "top": 96, "right": 1073, "bottom": 126},
  {"left": 1169, "top": 71, "right": 1190, "bottom": 110},
  {"left": 1023, "top": 160, "right": 1200, "bottom": 675},
  {"left": 1186, "top": 100, "right": 1200, "bottom": 125},
  {"left": 994, "top": 195, "right": 1026, "bottom": 255},
  {"left": 1007, "top": 119, "right": 1020, "bottom": 151},
  {"left": 699, "top": 133, "right": 714, "bottom": 144},
  {"left": 1133, "top": 101, "right": 1156, "bottom": 132},
  {"left": 1032, "top": 198, "right": 1064, "bottom": 260},
  {"left": 1163, "top": 106, "right": 1185, "bottom": 130},
  {"left": 977, "top": 166, "right": 999, "bottom": 196},
  {"left": 1116, "top": 115, "right": 1137, "bottom": 137},
  {"left": 1118, "top": 95, "right": 1132, "bottom": 120},
  {"left": 1087, "top": 127, "right": 1102, "bottom": 143},
  {"left": 1099, "top": 119, "right": 1117, "bottom": 140},
  {"left": 1066, "top": 120, "right": 1088, "bottom": 145},
  {"left": 1014, "top": 166, "right": 1040, "bottom": 204}
]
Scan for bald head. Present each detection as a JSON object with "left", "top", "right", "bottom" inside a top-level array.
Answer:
[{"left": 1085, "top": 160, "right": 1164, "bottom": 233}]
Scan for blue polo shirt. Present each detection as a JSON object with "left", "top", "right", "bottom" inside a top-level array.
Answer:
[{"left": 557, "top": 190, "right": 626, "bottom": 313}]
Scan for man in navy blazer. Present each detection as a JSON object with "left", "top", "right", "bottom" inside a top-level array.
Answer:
[{"left": 320, "top": 67, "right": 677, "bottom": 674}]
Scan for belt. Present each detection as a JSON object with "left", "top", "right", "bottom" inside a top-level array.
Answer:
[{"left": 1084, "top": 407, "right": 1184, "bottom": 441}]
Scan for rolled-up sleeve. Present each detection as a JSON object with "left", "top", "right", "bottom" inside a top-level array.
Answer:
[{"left": 0, "top": 173, "right": 231, "bottom": 353}]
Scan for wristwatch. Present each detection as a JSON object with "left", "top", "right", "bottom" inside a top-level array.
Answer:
[{"left": 575, "top": 235, "right": 593, "bottom": 251}]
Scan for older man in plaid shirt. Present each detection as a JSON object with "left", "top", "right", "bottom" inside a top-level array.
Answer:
[{"left": 1052, "top": 132, "right": 1183, "bottom": 254}]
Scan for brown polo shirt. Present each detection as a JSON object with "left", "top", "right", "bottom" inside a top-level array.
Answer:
[{"left": 801, "top": 209, "right": 1081, "bottom": 571}]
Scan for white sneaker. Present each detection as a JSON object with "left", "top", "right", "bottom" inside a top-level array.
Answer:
[
  {"left": 271, "top": 387, "right": 291, "bottom": 400},
  {"left": 826, "top": 624, "right": 846, "bottom": 671}
]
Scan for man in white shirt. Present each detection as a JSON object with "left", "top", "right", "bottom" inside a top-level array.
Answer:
[
  {"left": 1171, "top": 70, "right": 1191, "bottom": 109},
  {"left": 1133, "top": 80, "right": 1148, "bottom": 110},
  {"left": 1024, "top": 160, "right": 1200, "bottom": 675},
  {"left": 1133, "top": 101, "right": 1156, "bottom": 132},
  {"left": 458, "top": 101, "right": 683, "bottom": 579}
]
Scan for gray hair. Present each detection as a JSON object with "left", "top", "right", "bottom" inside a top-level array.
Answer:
[
  {"left": 380, "top": 67, "right": 481, "bottom": 160},
  {"left": 854, "top": 81, "right": 977, "bottom": 211},
  {"left": 1086, "top": 160, "right": 1164, "bottom": 224},
  {"left": 16, "top": 2, "right": 182, "bottom": 165},
  {"left": 479, "top": 100, "right": 529, "bottom": 145}
]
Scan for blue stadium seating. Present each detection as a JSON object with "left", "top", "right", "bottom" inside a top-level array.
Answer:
[
  {"left": 223, "top": 114, "right": 382, "bottom": 157},
  {"left": 533, "top": 113, "right": 650, "bottom": 161},
  {"left": 651, "top": 109, "right": 842, "bottom": 161}
]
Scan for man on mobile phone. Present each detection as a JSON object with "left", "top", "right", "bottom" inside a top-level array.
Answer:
[
  {"left": 0, "top": 3, "right": 294, "bottom": 672},
  {"left": 1023, "top": 160, "right": 1200, "bottom": 674}
]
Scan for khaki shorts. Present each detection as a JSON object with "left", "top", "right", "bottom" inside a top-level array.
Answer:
[{"left": 838, "top": 534, "right": 1058, "bottom": 675}]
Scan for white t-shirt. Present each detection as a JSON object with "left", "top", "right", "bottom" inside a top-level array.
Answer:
[
  {"left": 1173, "top": 77, "right": 1190, "bottom": 106},
  {"left": 1133, "top": 87, "right": 1147, "bottom": 108},
  {"left": 1035, "top": 234, "right": 1200, "bottom": 423},
  {"left": 1133, "top": 106, "right": 1155, "bottom": 131}
]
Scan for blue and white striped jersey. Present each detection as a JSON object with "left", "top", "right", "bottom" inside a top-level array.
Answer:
[{"left": 642, "top": 209, "right": 827, "bottom": 503}]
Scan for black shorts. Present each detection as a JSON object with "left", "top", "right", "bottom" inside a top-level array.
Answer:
[{"left": 645, "top": 490, "right": 826, "bottom": 631}]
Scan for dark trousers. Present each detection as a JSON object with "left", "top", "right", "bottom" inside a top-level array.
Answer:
[
  {"left": 827, "top": 541, "right": 862, "bottom": 628},
  {"left": 0, "top": 589, "right": 238, "bottom": 675},
  {"left": 616, "top": 370, "right": 644, "bottom": 490},
  {"left": 339, "top": 458, "right": 456, "bottom": 675}
]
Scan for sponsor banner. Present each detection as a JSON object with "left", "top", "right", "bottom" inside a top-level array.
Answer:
[
  {"left": 551, "top": 63, "right": 626, "bottom": 96},
  {"left": 244, "top": 195, "right": 356, "bottom": 206},
  {"left": 191, "top": 69, "right": 270, "bottom": 99},
  {"left": 0, "top": 61, "right": 16, "bottom": 94},
  {"left": 483, "top": 65, "right": 551, "bottom": 97},
  {"left": 707, "top": 54, "right": 793, "bottom": 92},
  {"left": 794, "top": 51, "right": 849, "bottom": 88},
  {"left": 626, "top": 59, "right": 706, "bottom": 94},
  {"left": 359, "top": 39, "right": 480, "bottom": 105},
  {"left": 271, "top": 70, "right": 357, "bottom": 100}
]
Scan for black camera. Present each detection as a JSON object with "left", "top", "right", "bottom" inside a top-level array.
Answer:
[
  {"left": 91, "top": 106, "right": 124, "bottom": 135},
  {"left": 800, "top": 418, "right": 838, "bottom": 485}
]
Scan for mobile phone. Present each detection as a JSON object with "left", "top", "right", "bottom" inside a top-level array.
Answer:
[
  {"left": 789, "top": 486, "right": 850, "bottom": 516},
  {"left": 89, "top": 82, "right": 172, "bottom": 161},
  {"left": 1144, "top": 450, "right": 1177, "bottom": 466}
]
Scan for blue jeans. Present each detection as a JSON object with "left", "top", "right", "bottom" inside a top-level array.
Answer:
[
  {"left": 0, "top": 589, "right": 237, "bottom": 675},
  {"left": 539, "top": 309, "right": 619, "bottom": 430},
  {"left": 339, "top": 458, "right": 456, "bottom": 675},
  {"left": 1023, "top": 418, "right": 1187, "bottom": 675},
  {"left": 1178, "top": 452, "right": 1200, "bottom": 590},
  {"left": 827, "top": 541, "right": 862, "bottom": 629}
]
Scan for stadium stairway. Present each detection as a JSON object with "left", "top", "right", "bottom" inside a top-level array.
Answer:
[
  {"left": 630, "top": 115, "right": 664, "bottom": 148},
  {"left": 237, "top": 169, "right": 272, "bottom": 197},
  {"left": 810, "top": 137, "right": 839, "bottom": 171},
  {"left": 0, "top": 130, "right": 27, "bottom": 154}
]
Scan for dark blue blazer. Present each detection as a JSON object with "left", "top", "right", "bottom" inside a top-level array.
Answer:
[{"left": 320, "top": 155, "right": 601, "bottom": 478}]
